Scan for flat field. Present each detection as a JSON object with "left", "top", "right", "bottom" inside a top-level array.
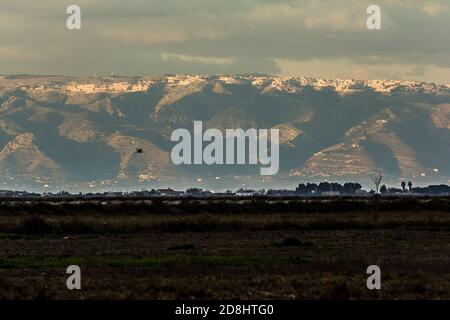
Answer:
[{"left": 0, "top": 197, "right": 449, "bottom": 299}]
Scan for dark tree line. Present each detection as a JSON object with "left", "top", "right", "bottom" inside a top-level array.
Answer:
[
  {"left": 295, "top": 182, "right": 362, "bottom": 195},
  {"left": 296, "top": 181, "right": 450, "bottom": 196},
  {"left": 382, "top": 184, "right": 450, "bottom": 195}
]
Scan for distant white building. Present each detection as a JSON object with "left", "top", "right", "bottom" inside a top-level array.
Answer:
[
  {"left": 322, "top": 191, "right": 340, "bottom": 196},
  {"left": 236, "top": 189, "right": 257, "bottom": 197}
]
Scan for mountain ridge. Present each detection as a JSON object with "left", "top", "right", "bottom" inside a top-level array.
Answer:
[{"left": 0, "top": 74, "right": 449, "bottom": 191}]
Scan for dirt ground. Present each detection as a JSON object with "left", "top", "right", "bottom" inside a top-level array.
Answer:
[
  {"left": 1, "top": 229, "right": 449, "bottom": 299},
  {"left": 0, "top": 198, "right": 449, "bottom": 299}
]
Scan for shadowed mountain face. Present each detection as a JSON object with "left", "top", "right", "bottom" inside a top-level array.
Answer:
[{"left": 0, "top": 74, "right": 449, "bottom": 190}]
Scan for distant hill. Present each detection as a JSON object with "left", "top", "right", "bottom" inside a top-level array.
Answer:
[{"left": 0, "top": 74, "right": 449, "bottom": 190}]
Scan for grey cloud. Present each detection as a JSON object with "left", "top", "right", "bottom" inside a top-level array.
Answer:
[{"left": 0, "top": 0, "right": 448, "bottom": 82}]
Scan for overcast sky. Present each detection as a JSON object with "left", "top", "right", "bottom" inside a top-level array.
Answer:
[{"left": 0, "top": 0, "right": 449, "bottom": 83}]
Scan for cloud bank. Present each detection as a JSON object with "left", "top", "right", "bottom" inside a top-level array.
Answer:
[{"left": 0, "top": 0, "right": 449, "bottom": 83}]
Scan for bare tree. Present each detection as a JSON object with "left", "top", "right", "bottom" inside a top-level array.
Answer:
[{"left": 371, "top": 171, "right": 383, "bottom": 193}]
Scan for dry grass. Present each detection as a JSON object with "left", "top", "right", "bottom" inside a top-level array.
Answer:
[{"left": 0, "top": 210, "right": 449, "bottom": 235}]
